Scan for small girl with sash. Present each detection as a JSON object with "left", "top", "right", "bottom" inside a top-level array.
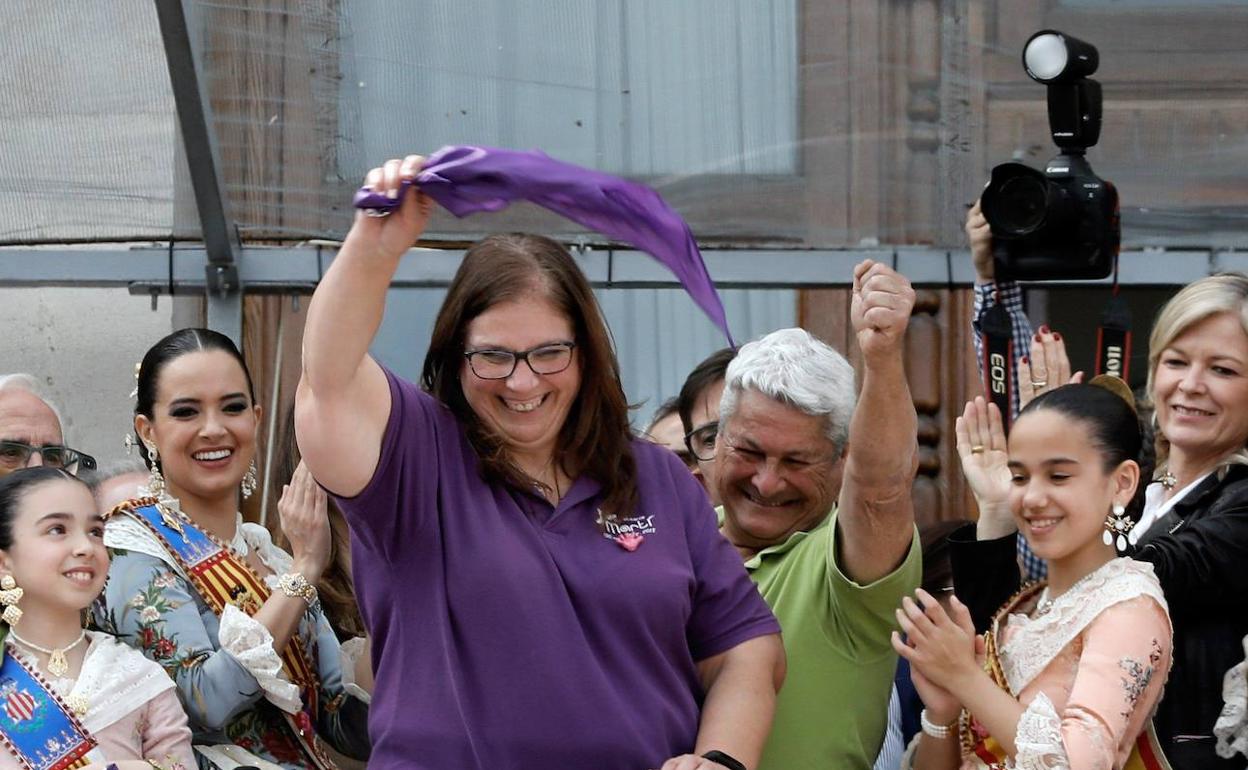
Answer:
[
  {"left": 894, "top": 378, "right": 1174, "bottom": 770},
  {"left": 97, "top": 329, "right": 370, "bottom": 770},
  {"left": 0, "top": 467, "right": 195, "bottom": 770}
]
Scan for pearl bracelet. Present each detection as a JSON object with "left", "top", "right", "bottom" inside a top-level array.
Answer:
[{"left": 920, "top": 709, "right": 957, "bottom": 739}]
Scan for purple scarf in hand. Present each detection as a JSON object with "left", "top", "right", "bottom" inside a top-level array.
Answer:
[{"left": 354, "top": 145, "right": 732, "bottom": 344}]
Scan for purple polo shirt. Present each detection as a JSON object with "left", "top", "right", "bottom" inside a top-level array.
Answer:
[{"left": 335, "top": 369, "right": 779, "bottom": 770}]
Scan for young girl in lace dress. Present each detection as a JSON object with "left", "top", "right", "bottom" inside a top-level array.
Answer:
[
  {"left": 895, "top": 379, "right": 1173, "bottom": 770},
  {"left": 0, "top": 467, "right": 195, "bottom": 770}
]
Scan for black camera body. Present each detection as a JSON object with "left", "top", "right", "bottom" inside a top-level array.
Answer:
[
  {"left": 980, "top": 30, "right": 1120, "bottom": 281},
  {"left": 981, "top": 153, "right": 1119, "bottom": 281}
]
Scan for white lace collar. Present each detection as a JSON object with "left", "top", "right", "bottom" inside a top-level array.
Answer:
[
  {"left": 5, "top": 631, "right": 176, "bottom": 734},
  {"left": 1000, "top": 557, "right": 1168, "bottom": 694}
]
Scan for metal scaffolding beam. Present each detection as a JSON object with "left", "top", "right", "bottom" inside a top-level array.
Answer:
[
  {"left": 0, "top": 244, "right": 1232, "bottom": 291},
  {"left": 154, "top": 0, "right": 242, "bottom": 343}
]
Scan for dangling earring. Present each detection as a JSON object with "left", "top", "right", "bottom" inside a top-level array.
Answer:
[
  {"left": 0, "top": 575, "right": 24, "bottom": 627},
  {"left": 241, "top": 461, "right": 258, "bottom": 500},
  {"left": 144, "top": 442, "right": 166, "bottom": 498},
  {"left": 1103, "top": 502, "right": 1133, "bottom": 554}
]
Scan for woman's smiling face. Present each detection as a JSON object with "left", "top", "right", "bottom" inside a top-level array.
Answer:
[
  {"left": 136, "top": 349, "right": 261, "bottom": 506},
  {"left": 1152, "top": 311, "right": 1248, "bottom": 468},
  {"left": 0, "top": 477, "right": 108, "bottom": 614},
  {"left": 1007, "top": 409, "right": 1132, "bottom": 566},
  {"left": 459, "top": 295, "right": 581, "bottom": 464}
]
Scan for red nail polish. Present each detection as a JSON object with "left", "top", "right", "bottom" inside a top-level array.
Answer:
[
  {"left": 1039, "top": 324, "right": 1050, "bottom": 334},
  {"left": 1053, "top": 332, "right": 1062, "bottom": 341},
  {"left": 1021, "top": 356, "right": 1029, "bottom": 365},
  {"left": 1033, "top": 332, "right": 1042, "bottom": 342}
]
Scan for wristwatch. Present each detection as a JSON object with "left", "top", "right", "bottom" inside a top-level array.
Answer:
[
  {"left": 278, "top": 572, "right": 319, "bottom": 611},
  {"left": 701, "top": 750, "right": 747, "bottom": 770}
]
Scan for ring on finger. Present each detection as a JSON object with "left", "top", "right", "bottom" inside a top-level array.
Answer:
[
  {"left": 970, "top": 445, "right": 985, "bottom": 454},
  {"left": 1030, "top": 379, "right": 1048, "bottom": 388}
]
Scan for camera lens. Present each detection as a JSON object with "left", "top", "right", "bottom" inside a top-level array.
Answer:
[{"left": 993, "top": 175, "right": 1048, "bottom": 236}]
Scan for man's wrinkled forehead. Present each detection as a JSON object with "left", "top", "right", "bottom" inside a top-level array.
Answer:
[{"left": 0, "top": 390, "right": 63, "bottom": 445}]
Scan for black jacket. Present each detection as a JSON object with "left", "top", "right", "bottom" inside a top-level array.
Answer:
[{"left": 950, "top": 464, "right": 1248, "bottom": 770}]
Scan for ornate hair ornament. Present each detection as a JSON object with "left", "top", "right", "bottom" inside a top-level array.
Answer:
[
  {"left": 1086, "top": 374, "right": 1137, "bottom": 416},
  {"left": 128, "top": 361, "right": 141, "bottom": 399},
  {"left": 124, "top": 361, "right": 142, "bottom": 454}
]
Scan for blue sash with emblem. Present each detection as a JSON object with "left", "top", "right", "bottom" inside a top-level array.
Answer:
[{"left": 0, "top": 651, "right": 95, "bottom": 770}]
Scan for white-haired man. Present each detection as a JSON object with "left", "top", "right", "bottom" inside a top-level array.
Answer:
[
  {"left": 0, "top": 374, "right": 94, "bottom": 477},
  {"left": 715, "top": 260, "right": 920, "bottom": 770}
]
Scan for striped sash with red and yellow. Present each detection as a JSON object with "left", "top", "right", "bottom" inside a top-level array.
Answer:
[{"left": 111, "top": 498, "right": 336, "bottom": 769}]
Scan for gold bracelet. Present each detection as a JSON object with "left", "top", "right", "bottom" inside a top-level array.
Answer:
[{"left": 277, "top": 572, "right": 318, "bottom": 607}]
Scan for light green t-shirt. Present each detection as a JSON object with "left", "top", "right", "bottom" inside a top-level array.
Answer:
[{"left": 720, "top": 508, "right": 921, "bottom": 770}]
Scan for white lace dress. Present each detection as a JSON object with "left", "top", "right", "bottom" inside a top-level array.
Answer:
[
  {"left": 1214, "top": 637, "right": 1248, "bottom": 759},
  {"left": 962, "top": 558, "right": 1172, "bottom": 770}
]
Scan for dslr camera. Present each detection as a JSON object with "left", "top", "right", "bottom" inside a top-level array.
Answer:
[{"left": 981, "top": 30, "right": 1120, "bottom": 281}]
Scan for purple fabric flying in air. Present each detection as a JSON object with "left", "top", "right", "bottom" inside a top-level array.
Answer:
[{"left": 354, "top": 145, "right": 733, "bottom": 344}]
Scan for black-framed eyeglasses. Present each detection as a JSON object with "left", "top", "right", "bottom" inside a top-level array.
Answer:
[
  {"left": 684, "top": 421, "right": 719, "bottom": 462},
  {"left": 0, "top": 441, "right": 97, "bottom": 476},
  {"left": 464, "top": 341, "right": 577, "bottom": 380}
]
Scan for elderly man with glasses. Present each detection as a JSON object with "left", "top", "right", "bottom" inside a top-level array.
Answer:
[{"left": 0, "top": 373, "right": 95, "bottom": 477}]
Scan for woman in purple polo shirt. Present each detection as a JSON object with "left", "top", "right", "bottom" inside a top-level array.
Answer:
[{"left": 295, "top": 155, "right": 785, "bottom": 770}]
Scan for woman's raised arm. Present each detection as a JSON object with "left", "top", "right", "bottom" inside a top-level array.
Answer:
[{"left": 296, "top": 156, "right": 432, "bottom": 496}]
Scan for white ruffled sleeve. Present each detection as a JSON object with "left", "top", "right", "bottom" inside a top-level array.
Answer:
[
  {"left": 898, "top": 732, "right": 920, "bottom": 770},
  {"left": 1014, "top": 692, "right": 1070, "bottom": 770},
  {"left": 1216, "top": 635, "right": 1248, "bottom": 759},
  {"left": 338, "top": 636, "right": 373, "bottom": 704},
  {"left": 216, "top": 603, "right": 302, "bottom": 714}
]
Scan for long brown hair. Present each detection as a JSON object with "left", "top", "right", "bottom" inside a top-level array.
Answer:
[{"left": 420, "top": 234, "right": 638, "bottom": 522}]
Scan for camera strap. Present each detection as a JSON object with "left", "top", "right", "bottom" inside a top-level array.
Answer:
[
  {"left": 1096, "top": 292, "right": 1132, "bottom": 381},
  {"left": 1095, "top": 251, "right": 1131, "bottom": 381},
  {"left": 979, "top": 295, "right": 1015, "bottom": 432}
]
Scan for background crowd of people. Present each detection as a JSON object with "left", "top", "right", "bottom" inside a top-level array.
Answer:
[{"left": 1, "top": 154, "right": 1247, "bottom": 770}]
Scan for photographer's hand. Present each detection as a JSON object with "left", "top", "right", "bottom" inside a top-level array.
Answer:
[
  {"left": 1018, "top": 327, "right": 1084, "bottom": 409},
  {"left": 966, "top": 199, "right": 994, "bottom": 284}
]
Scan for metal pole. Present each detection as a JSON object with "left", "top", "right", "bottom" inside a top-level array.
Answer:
[
  {"left": 154, "top": 0, "right": 243, "bottom": 343},
  {"left": 259, "top": 302, "right": 286, "bottom": 528}
]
